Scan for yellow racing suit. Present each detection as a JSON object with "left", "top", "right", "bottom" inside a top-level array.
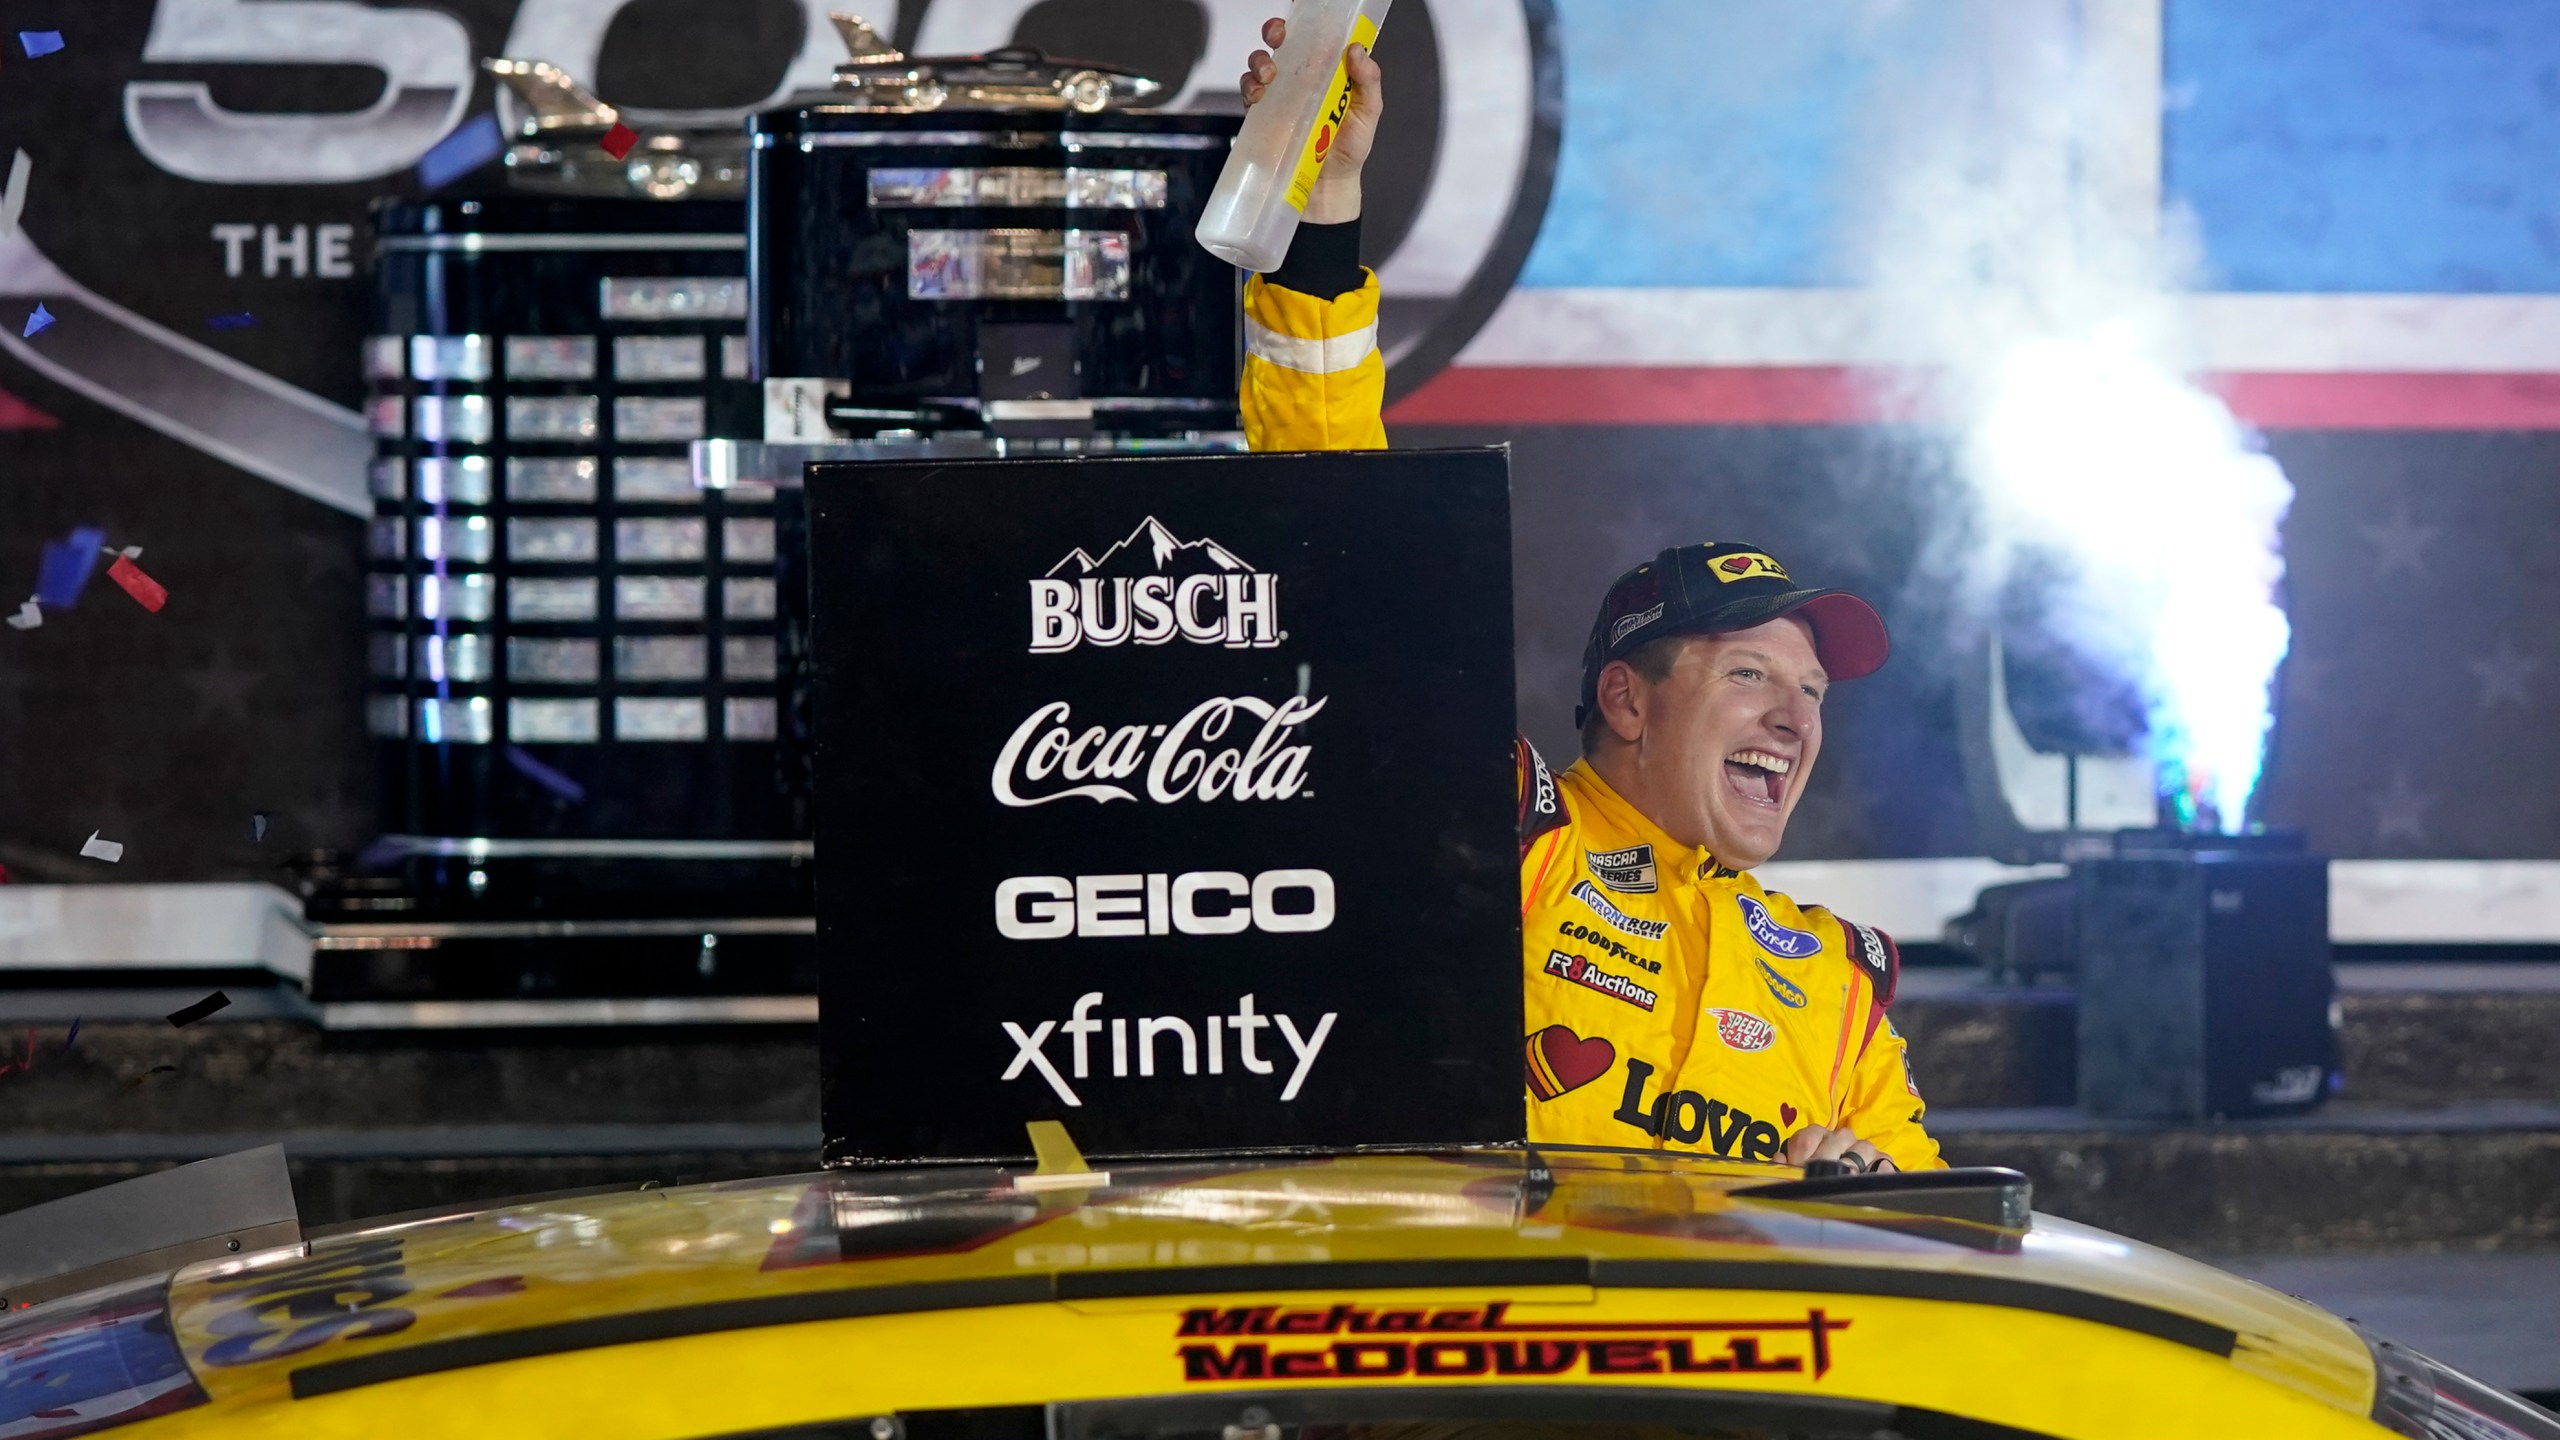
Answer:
[
  {"left": 1243, "top": 241, "right": 1940, "bottom": 1172},
  {"left": 1241, "top": 268, "right": 1388, "bottom": 452},
  {"left": 1515, "top": 740, "right": 1941, "bottom": 1171}
]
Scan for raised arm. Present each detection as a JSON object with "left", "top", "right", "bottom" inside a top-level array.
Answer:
[{"left": 1237, "top": 16, "right": 1389, "bottom": 453}]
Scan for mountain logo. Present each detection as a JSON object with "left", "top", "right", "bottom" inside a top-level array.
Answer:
[{"left": 1030, "top": 517, "right": 1281, "bottom": 654}]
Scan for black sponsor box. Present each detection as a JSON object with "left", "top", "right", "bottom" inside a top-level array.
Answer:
[{"left": 808, "top": 448, "right": 1520, "bottom": 1162}]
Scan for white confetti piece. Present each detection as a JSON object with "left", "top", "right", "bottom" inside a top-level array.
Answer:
[
  {"left": 3, "top": 599, "right": 37, "bottom": 631},
  {"left": 0, "top": 150, "right": 27, "bottom": 239},
  {"left": 79, "top": 831, "right": 123, "bottom": 863}
]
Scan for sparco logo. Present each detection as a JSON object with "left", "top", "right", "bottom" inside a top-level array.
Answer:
[
  {"left": 1030, "top": 517, "right": 1280, "bottom": 653},
  {"left": 992, "top": 696, "right": 1322, "bottom": 807}
]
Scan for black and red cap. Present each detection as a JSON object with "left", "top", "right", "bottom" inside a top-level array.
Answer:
[{"left": 1575, "top": 541, "right": 1891, "bottom": 727}]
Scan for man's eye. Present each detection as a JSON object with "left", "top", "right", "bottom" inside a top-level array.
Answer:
[
  {"left": 1804, "top": 685, "right": 1825, "bottom": 703},
  {"left": 1733, "top": 668, "right": 1763, "bottom": 681}
]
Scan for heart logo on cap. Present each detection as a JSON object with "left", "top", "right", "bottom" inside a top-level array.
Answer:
[
  {"left": 1524, "top": 1025, "right": 1616, "bottom": 1100},
  {"left": 1779, "top": 1102, "right": 1798, "bottom": 1128}
]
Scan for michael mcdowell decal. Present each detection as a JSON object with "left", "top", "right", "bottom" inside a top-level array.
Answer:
[{"left": 1176, "top": 1301, "right": 1848, "bottom": 1381}]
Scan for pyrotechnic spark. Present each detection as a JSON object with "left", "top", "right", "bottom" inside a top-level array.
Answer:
[{"left": 1856, "top": 0, "right": 2293, "bottom": 831}]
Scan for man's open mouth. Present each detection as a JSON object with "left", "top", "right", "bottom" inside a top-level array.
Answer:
[{"left": 1724, "top": 749, "right": 1791, "bottom": 808}]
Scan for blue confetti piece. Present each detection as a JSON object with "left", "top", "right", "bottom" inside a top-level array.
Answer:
[
  {"left": 21, "top": 303, "right": 53, "bottom": 338},
  {"left": 416, "top": 114, "right": 505, "bottom": 192},
  {"left": 34, "top": 526, "right": 105, "bottom": 608},
  {"left": 18, "top": 31, "right": 63, "bottom": 59},
  {"left": 207, "top": 312, "right": 256, "bottom": 330},
  {"left": 504, "top": 744, "right": 587, "bottom": 803}
]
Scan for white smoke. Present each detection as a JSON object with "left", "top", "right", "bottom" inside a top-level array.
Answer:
[{"left": 1851, "top": 0, "right": 2293, "bottom": 830}]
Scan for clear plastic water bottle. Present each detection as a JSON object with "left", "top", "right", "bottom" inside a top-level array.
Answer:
[{"left": 1194, "top": 0, "right": 1393, "bottom": 272}]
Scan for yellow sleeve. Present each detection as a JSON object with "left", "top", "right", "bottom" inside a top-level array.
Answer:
[
  {"left": 1842, "top": 1011, "right": 1946, "bottom": 1172},
  {"left": 1240, "top": 270, "right": 1387, "bottom": 453}
]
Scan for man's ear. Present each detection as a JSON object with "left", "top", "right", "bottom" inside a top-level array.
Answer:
[{"left": 1593, "top": 659, "right": 1646, "bottom": 746}]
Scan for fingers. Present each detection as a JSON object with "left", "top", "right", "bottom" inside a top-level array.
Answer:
[
  {"left": 1785, "top": 1125, "right": 1877, "bottom": 1170},
  {"left": 1239, "top": 49, "right": 1277, "bottom": 106},
  {"left": 1782, "top": 1124, "right": 1833, "bottom": 1167},
  {"left": 1263, "top": 15, "right": 1286, "bottom": 47},
  {"left": 1343, "top": 41, "right": 1385, "bottom": 119}
]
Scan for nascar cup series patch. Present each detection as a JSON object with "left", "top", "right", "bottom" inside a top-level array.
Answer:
[
  {"left": 1737, "top": 894, "right": 1822, "bottom": 959},
  {"left": 1587, "top": 844, "right": 1658, "bottom": 894}
]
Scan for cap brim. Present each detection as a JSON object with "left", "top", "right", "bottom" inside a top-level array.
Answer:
[
  {"left": 1788, "top": 591, "right": 1891, "bottom": 681},
  {"left": 1670, "top": 588, "right": 1891, "bottom": 682}
]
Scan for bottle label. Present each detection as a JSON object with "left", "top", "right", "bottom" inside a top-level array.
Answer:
[{"left": 1285, "top": 13, "right": 1382, "bottom": 213}]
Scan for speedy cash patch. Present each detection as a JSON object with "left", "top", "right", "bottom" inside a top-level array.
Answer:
[{"left": 1176, "top": 1300, "right": 1848, "bottom": 1382}]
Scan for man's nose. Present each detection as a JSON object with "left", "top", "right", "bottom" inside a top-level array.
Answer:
[{"left": 1768, "top": 692, "right": 1816, "bottom": 736}]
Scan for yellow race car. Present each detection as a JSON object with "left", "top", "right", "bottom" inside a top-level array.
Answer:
[{"left": 1, "top": 1143, "right": 2542, "bottom": 1440}]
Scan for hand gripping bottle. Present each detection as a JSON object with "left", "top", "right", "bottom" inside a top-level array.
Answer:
[{"left": 1194, "top": 0, "right": 1393, "bottom": 272}]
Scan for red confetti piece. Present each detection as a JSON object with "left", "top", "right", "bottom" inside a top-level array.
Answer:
[
  {"left": 600, "top": 122, "right": 639, "bottom": 160},
  {"left": 106, "top": 555, "right": 165, "bottom": 611}
]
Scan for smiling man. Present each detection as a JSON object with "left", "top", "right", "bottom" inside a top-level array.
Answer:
[
  {"left": 1517, "top": 548, "right": 1940, "bottom": 1173},
  {"left": 1235, "top": 24, "right": 1938, "bottom": 1171}
]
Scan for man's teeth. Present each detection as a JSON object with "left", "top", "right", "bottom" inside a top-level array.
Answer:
[{"left": 1727, "top": 750, "right": 1792, "bottom": 774}]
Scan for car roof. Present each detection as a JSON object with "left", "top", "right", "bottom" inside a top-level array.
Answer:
[{"left": 130, "top": 1150, "right": 2371, "bottom": 1420}]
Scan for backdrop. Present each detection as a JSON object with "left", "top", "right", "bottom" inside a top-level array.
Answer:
[{"left": 3, "top": 0, "right": 2556, "bottom": 881}]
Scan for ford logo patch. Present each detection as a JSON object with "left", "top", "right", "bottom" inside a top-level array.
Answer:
[{"left": 1737, "top": 894, "right": 1822, "bottom": 960}]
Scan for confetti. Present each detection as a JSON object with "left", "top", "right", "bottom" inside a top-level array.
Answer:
[
  {"left": 206, "top": 312, "right": 256, "bottom": 330},
  {"left": 249, "top": 810, "right": 271, "bottom": 841},
  {"left": 417, "top": 114, "right": 505, "bottom": 191},
  {"left": 4, "top": 600, "right": 36, "bottom": 631},
  {"left": 166, "top": 991, "right": 230, "bottom": 1028},
  {"left": 61, "top": 1018, "right": 77, "bottom": 1054},
  {"left": 600, "top": 122, "right": 640, "bottom": 161},
  {"left": 21, "top": 304, "right": 53, "bottom": 339},
  {"left": 105, "top": 554, "right": 165, "bottom": 611},
  {"left": 117, "top": 1063, "right": 177, "bottom": 1096},
  {"left": 78, "top": 830, "right": 121, "bottom": 863},
  {"left": 0, "top": 151, "right": 29, "bottom": 239},
  {"left": 503, "top": 744, "right": 586, "bottom": 802},
  {"left": 34, "top": 526, "right": 103, "bottom": 607},
  {"left": 18, "top": 32, "right": 63, "bottom": 59}
]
